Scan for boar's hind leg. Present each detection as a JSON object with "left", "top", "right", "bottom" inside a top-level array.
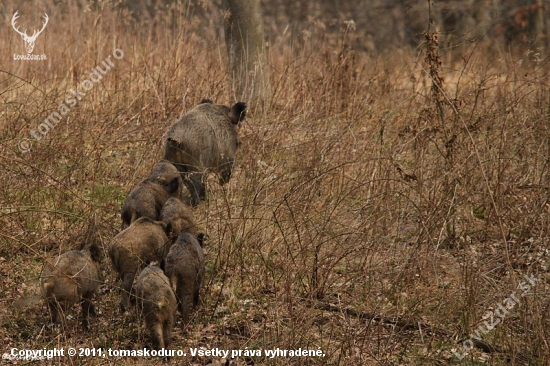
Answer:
[
  {"left": 81, "top": 295, "right": 95, "bottom": 330},
  {"left": 178, "top": 288, "right": 194, "bottom": 324},
  {"left": 163, "top": 318, "right": 173, "bottom": 350},
  {"left": 120, "top": 272, "right": 135, "bottom": 312},
  {"left": 184, "top": 173, "right": 206, "bottom": 207},
  {"left": 47, "top": 300, "right": 60, "bottom": 325},
  {"left": 149, "top": 321, "right": 164, "bottom": 350},
  {"left": 219, "top": 161, "right": 234, "bottom": 185}
]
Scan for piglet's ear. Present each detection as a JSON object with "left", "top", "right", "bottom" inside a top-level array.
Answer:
[{"left": 229, "top": 102, "right": 247, "bottom": 125}]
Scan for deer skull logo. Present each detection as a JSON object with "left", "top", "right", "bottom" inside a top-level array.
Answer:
[{"left": 12, "top": 11, "right": 49, "bottom": 54}]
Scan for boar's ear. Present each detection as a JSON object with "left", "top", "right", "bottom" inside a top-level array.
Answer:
[
  {"left": 88, "top": 242, "right": 104, "bottom": 263},
  {"left": 229, "top": 102, "right": 247, "bottom": 125},
  {"left": 196, "top": 233, "right": 206, "bottom": 247},
  {"left": 155, "top": 300, "right": 167, "bottom": 310},
  {"left": 200, "top": 99, "right": 213, "bottom": 104}
]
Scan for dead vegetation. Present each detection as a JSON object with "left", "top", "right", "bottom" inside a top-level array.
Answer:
[{"left": 1, "top": 1, "right": 550, "bottom": 365}]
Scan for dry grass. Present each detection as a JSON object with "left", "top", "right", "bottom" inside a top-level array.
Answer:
[{"left": 1, "top": 1, "right": 550, "bottom": 365}]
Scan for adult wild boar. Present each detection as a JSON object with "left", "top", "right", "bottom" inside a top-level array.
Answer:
[
  {"left": 108, "top": 217, "right": 170, "bottom": 311},
  {"left": 164, "top": 232, "right": 205, "bottom": 324},
  {"left": 159, "top": 197, "right": 197, "bottom": 241},
  {"left": 121, "top": 160, "right": 183, "bottom": 227},
  {"left": 40, "top": 240, "right": 103, "bottom": 329},
  {"left": 134, "top": 263, "right": 177, "bottom": 351},
  {"left": 164, "top": 99, "right": 247, "bottom": 206}
]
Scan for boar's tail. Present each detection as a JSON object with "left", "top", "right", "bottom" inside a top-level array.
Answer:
[{"left": 156, "top": 300, "right": 168, "bottom": 311}]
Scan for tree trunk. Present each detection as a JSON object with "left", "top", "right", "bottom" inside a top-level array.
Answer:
[
  {"left": 223, "top": 0, "right": 271, "bottom": 107},
  {"left": 534, "top": 0, "right": 545, "bottom": 53},
  {"left": 473, "top": 0, "right": 493, "bottom": 42}
]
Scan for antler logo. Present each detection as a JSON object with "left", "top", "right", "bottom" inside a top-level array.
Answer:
[{"left": 12, "top": 11, "right": 49, "bottom": 54}]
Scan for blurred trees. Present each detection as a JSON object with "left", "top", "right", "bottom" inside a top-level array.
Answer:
[
  {"left": 259, "top": 0, "right": 548, "bottom": 54},
  {"left": 111, "top": 0, "right": 548, "bottom": 61}
]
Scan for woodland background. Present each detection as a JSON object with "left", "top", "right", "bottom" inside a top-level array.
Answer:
[{"left": 1, "top": 0, "right": 550, "bottom": 365}]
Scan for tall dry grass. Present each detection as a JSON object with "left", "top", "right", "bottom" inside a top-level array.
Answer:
[{"left": 1, "top": 1, "right": 550, "bottom": 365}]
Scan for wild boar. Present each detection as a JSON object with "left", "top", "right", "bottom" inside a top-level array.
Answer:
[
  {"left": 121, "top": 160, "right": 183, "bottom": 227},
  {"left": 40, "top": 240, "right": 103, "bottom": 329},
  {"left": 159, "top": 197, "right": 197, "bottom": 241},
  {"left": 108, "top": 217, "right": 170, "bottom": 311},
  {"left": 164, "top": 232, "right": 205, "bottom": 324},
  {"left": 134, "top": 263, "right": 177, "bottom": 351},
  {"left": 163, "top": 99, "right": 247, "bottom": 206}
]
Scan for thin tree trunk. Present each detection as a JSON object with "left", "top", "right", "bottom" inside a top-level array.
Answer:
[
  {"left": 534, "top": 0, "right": 545, "bottom": 53},
  {"left": 223, "top": 0, "right": 271, "bottom": 107}
]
